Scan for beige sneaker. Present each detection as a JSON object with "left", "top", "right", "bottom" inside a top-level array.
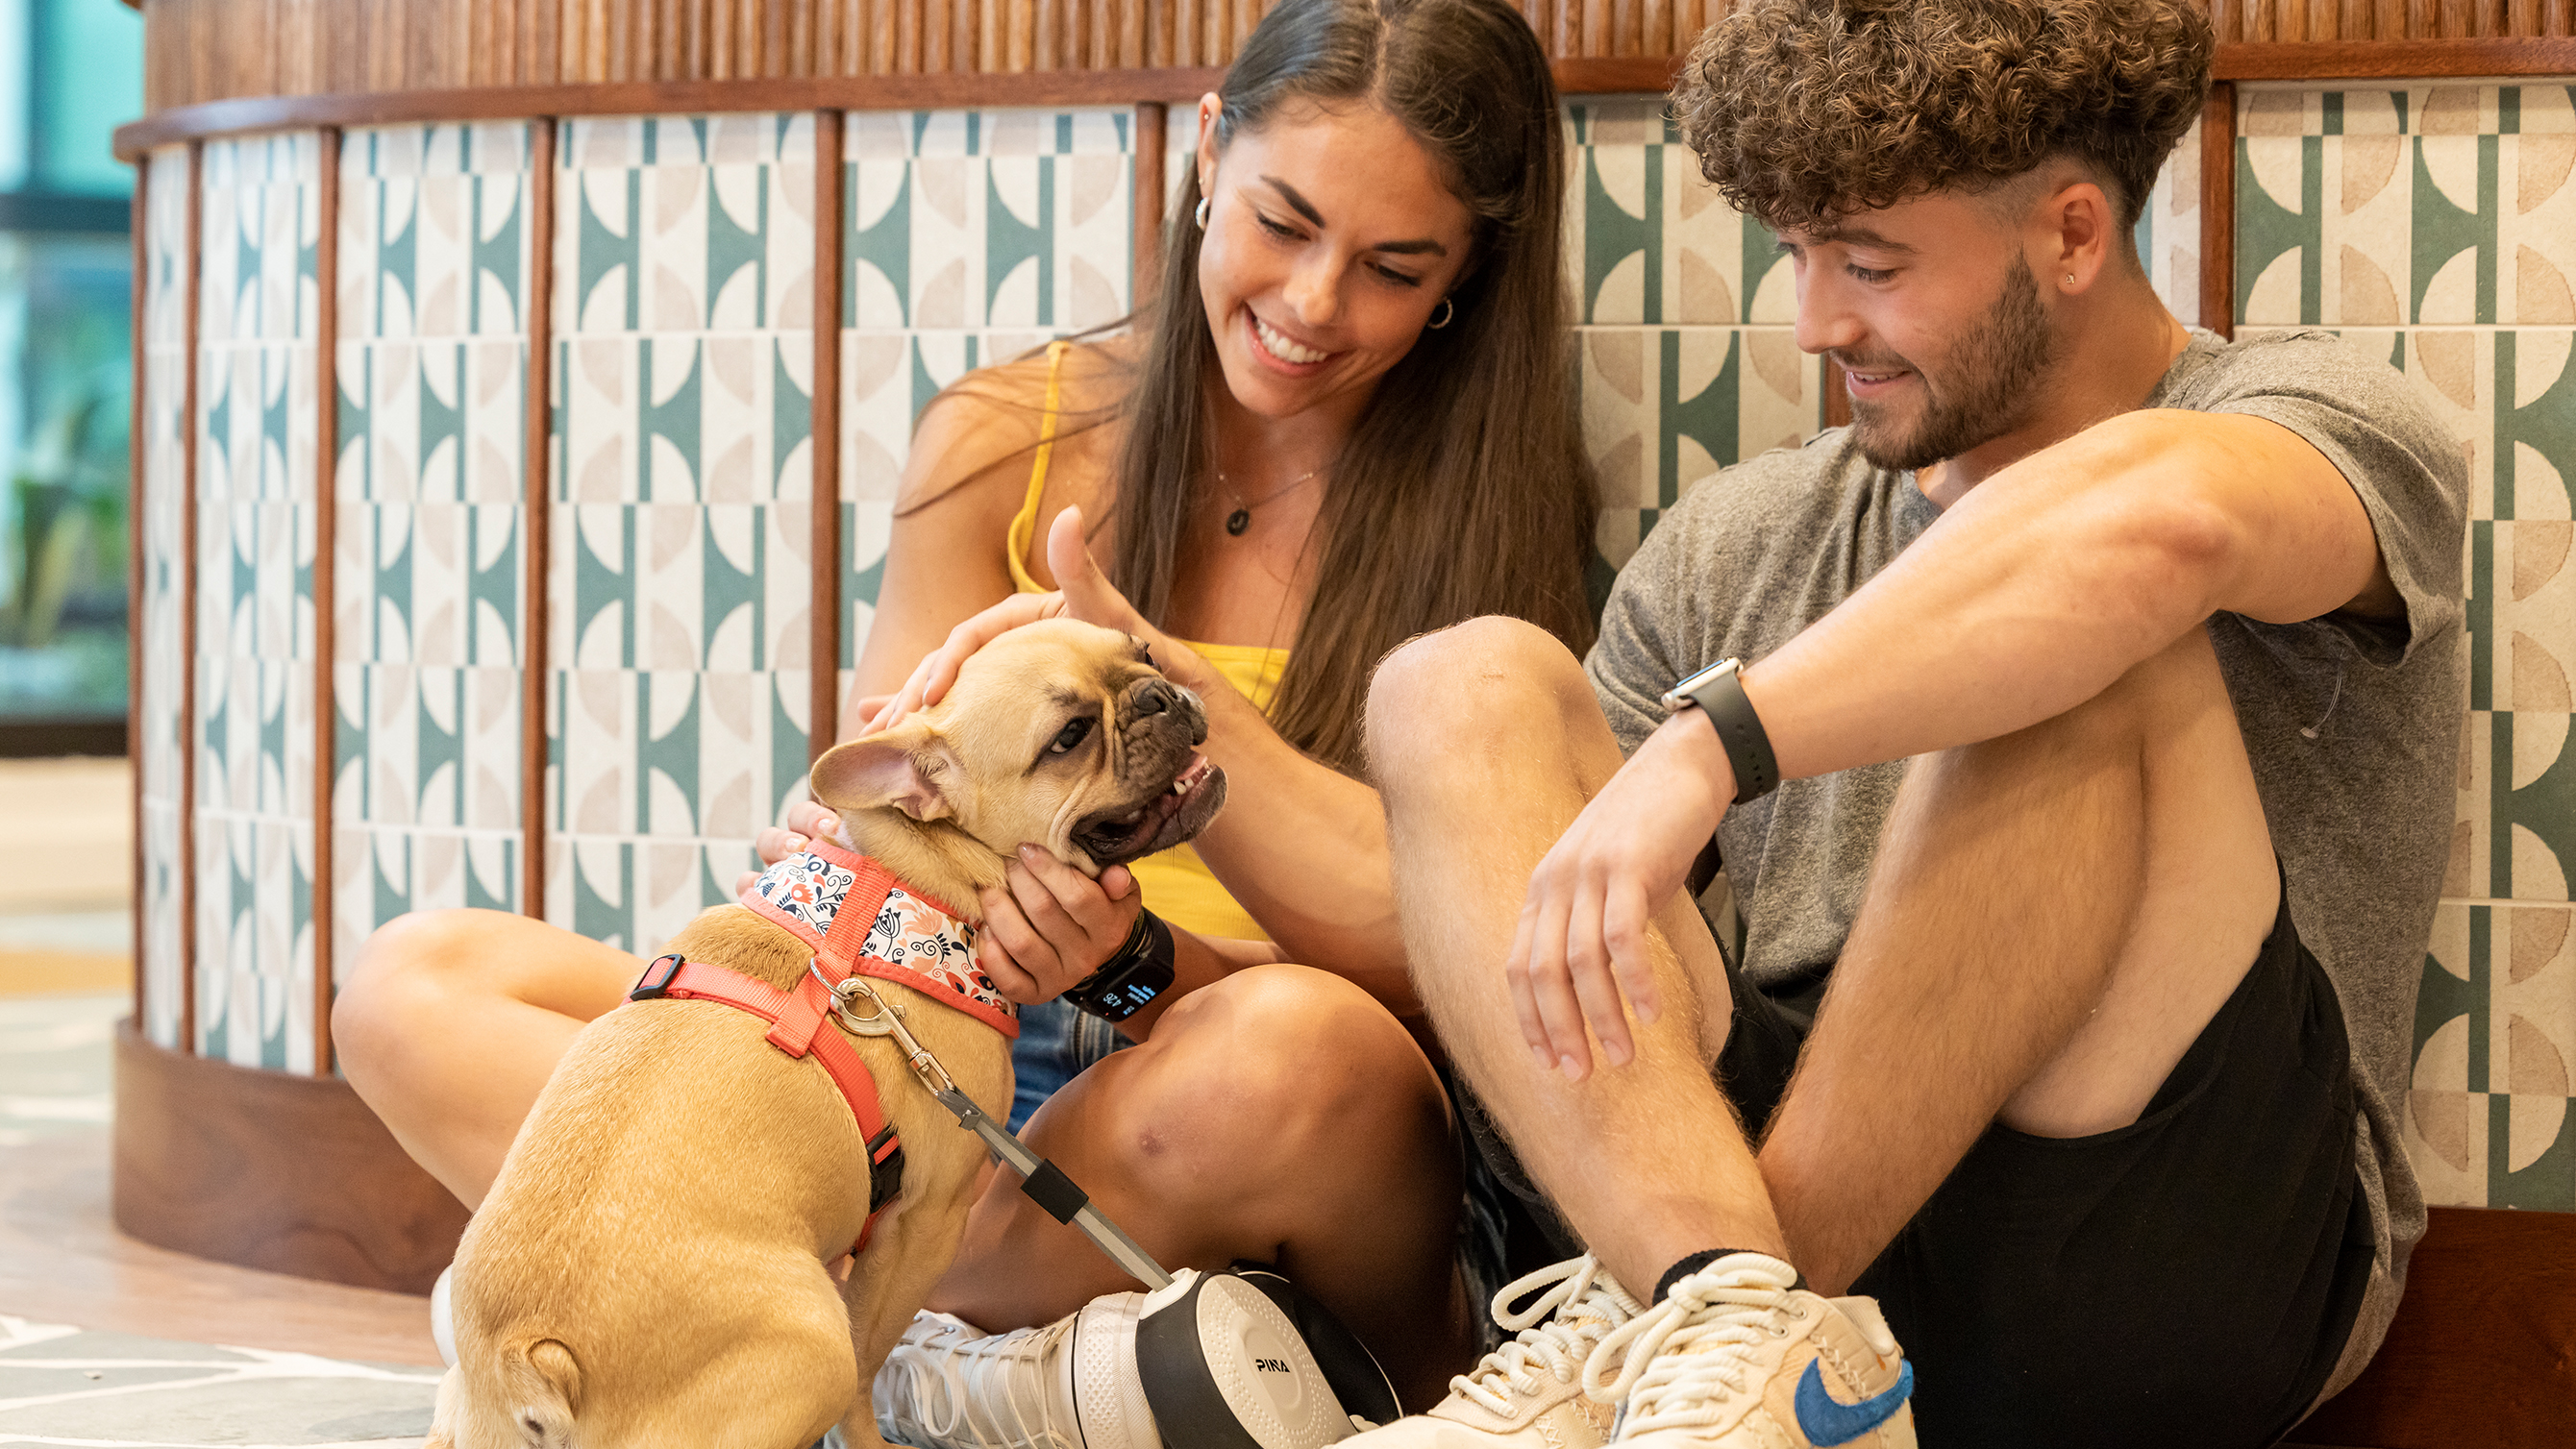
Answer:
[
  {"left": 1337, "top": 1255, "right": 1644, "bottom": 1447},
  {"left": 1588, "top": 1254, "right": 1914, "bottom": 1449}
]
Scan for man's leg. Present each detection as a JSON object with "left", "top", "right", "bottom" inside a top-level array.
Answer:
[
  {"left": 1368, "top": 617, "right": 1775, "bottom": 1299},
  {"left": 1372, "top": 618, "right": 2274, "bottom": 1301},
  {"left": 1759, "top": 622, "right": 2279, "bottom": 1292}
]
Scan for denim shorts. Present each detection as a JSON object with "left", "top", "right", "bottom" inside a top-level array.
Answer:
[{"left": 1005, "top": 997, "right": 1134, "bottom": 1130}]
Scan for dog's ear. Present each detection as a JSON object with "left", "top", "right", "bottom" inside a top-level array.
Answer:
[{"left": 811, "top": 723, "right": 960, "bottom": 823}]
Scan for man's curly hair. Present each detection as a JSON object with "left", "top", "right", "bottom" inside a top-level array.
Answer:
[{"left": 1672, "top": 0, "right": 2212, "bottom": 237}]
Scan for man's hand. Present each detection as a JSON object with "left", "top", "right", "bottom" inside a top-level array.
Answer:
[
  {"left": 1507, "top": 707, "right": 1735, "bottom": 1079},
  {"left": 869, "top": 505, "right": 1211, "bottom": 733},
  {"left": 975, "top": 846, "right": 1145, "bottom": 1003}
]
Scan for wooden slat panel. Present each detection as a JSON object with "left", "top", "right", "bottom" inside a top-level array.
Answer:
[
  {"left": 132, "top": 0, "right": 2576, "bottom": 119},
  {"left": 178, "top": 139, "right": 203, "bottom": 1058},
  {"left": 128, "top": 169, "right": 150, "bottom": 1042},
  {"left": 311, "top": 125, "right": 340, "bottom": 1077},
  {"left": 520, "top": 117, "right": 556, "bottom": 921},
  {"left": 811, "top": 109, "right": 844, "bottom": 762},
  {"left": 2200, "top": 82, "right": 2235, "bottom": 340}
]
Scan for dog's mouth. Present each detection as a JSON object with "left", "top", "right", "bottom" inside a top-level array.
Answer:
[{"left": 1073, "top": 754, "right": 1227, "bottom": 868}]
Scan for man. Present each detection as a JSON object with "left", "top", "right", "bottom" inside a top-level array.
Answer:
[{"left": 1351, "top": 1, "right": 2462, "bottom": 1446}]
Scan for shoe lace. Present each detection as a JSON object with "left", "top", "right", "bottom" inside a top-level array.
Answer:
[
  {"left": 1581, "top": 1262, "right": 1803, "bottom": 1438},
  {"left": 1451, "top": 1256, "right": 1643, "bottom": 1417},
  {"left": 880, "top": 1314, "right": 1078, "bottom": 1449}
]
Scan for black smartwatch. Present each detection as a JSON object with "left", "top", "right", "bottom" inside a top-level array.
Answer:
[
  {"left": 1060, "top": 911, "right": 1177, "bottom": 1021},
  {"left": 1660, "top": 656, "right": 1780, "bottom": 803}
]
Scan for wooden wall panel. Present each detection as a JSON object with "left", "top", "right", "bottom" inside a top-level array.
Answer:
[{"left": 136, "top": 0, "right": 2576, "bottom": 112}]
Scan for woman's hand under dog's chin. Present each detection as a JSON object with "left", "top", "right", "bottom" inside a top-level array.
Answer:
[
  {"left": 972, "top": 846, "right": 1144, "bottom": 1003},
  {"left": 869, "top": 506, "right": 1219, "bottom": 734}
]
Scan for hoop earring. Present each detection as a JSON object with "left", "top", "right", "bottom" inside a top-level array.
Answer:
[
  {"left": 1426, "top": 296, "right": 1455, "bottom": 330},
  {"left": 1194, "top": 197, "right": 1211, "bottom": 229}
]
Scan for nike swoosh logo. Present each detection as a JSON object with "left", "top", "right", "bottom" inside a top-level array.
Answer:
[{"left": 1793, "top": 1357, "right": 1914, "bottom": 1446}]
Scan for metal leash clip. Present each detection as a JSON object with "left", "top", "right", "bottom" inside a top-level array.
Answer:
[{"left": 811, "top": 964, "right": 959, "bottom": 1098}]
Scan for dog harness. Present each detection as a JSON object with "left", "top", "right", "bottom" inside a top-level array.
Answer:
[{"left": 623, "top": 839, "right": 1019, "bottom": 1255}]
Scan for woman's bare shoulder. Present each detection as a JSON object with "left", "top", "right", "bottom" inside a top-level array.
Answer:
[{"left": 900, "top": 337, "right": 1136, "bottom": 511}]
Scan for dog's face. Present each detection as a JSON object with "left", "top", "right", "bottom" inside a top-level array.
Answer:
[{"left": 811, "top": 619, "right": 1228, "bottom": 876}]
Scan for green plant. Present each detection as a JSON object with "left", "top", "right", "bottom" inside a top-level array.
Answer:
[{"left": 3, "top": 384, "right": 127, "bottom": 651}]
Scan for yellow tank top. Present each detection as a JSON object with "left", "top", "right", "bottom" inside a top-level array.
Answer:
[{"left": 1008, "top": 341, "right": 1286, "bottom": 943}]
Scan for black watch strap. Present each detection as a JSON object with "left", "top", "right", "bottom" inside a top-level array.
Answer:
[
  {"left": 1061, "top": 910, "right": 1177, "bottom": 1021},
  {"left": 1672, "top": 659, "right": 1778, "bottom": 804}
]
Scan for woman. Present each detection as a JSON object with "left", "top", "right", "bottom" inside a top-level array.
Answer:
[{"left": 335, "top": 0, "right": 1593, "bottom": 1414}]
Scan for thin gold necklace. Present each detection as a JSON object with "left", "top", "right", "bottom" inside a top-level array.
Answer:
[{"left": 1219, "top": 466, "right": 1325, "bottom": 537}]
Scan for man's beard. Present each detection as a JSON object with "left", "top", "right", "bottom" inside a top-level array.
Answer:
[{"left": 1845, "top": 257, "right": 2055, "bottom": 472}]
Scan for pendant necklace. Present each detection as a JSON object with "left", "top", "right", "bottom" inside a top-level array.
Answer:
[{"left": 1220, "top": 464, "right": 1325, "bottom": 537}]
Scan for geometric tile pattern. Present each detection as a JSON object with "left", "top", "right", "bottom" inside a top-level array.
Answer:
[
  {"left": 137, "top": 146, "right": 191, "bottom": 1051},
  {"left": 546, "top": 114, "right": 821, "bottom": 955},
  {"left": 2240, "top": 82, "right": 2576, "bottom": 1210},
  {"left": 1565, "top": 98, "right": 1821, "bottom": 575},
  {"left": 840, "top": 109, "right": 1137, "bottom": 700},
  {"left": 333, "top": 123, "right": 535, "bottom": 966},
  {"left": 192, "top": 133, "right": 321, "bottom": 1070}
]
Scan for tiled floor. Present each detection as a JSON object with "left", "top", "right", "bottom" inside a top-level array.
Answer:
[{"left": 0, "top": 758, "right": 443, "bottom": 1445}]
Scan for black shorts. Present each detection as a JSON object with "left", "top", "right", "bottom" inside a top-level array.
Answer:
[{"left": 1454, "top": 888, "right": 2375, "bottom": 1449}]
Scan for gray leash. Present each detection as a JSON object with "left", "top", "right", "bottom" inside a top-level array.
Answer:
[{"left": 814, "top": 964, "right": 1175, "bottom": 1291}]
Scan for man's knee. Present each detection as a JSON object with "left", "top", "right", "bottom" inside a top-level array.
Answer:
[
  {"left": 1964, "top": 626, "right": 2230, "bottom": 775},
  {"left": 1366, "top": 616, "right": 1592, "bottom": 768}
]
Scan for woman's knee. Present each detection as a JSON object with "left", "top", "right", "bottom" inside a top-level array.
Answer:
[
  {"left": 1114, "top": 966, "right": 1449, "bottom": 1186},
  {"left": 334, "top": 908, "right": 627, "bottom": 1076},
  {"left": 334, "top": 910, "right": 493, "bottom": 1058}
]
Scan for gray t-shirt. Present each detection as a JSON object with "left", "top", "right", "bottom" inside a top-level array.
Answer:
[{"left": 1585, "top": 328, "right": 2466, "bottom": 1380}]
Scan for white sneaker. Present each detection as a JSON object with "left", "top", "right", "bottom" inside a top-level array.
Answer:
[
  {"left": 429, "top": 1265, "right": 458, "bottom": 1369},
  {"left": 1334, "top": 1255, "right": 1643, "bottom": 1447},
  {"left": 1586, "top": 1254, "right": 1914, "bottom": 1448},
  {"left": 874, "top": 1295, "right": 1162, "bottom": 1449}
]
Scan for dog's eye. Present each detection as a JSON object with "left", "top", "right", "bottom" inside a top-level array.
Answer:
[
  {"left": 1048, "top": 717, "right": 1095, "bottom": 755},
  {"left": 1130, "top": 637, "right": 1155, "bottom": 670}
]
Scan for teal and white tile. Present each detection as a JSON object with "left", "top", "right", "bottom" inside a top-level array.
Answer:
[{"left": 0, "top": 1316, "right": 437, "bottom": 1446}]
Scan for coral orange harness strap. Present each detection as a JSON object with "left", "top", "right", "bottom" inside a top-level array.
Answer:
[
  {"left": 621, "top": 839, "right": 1020, "bottom": 1258},
  {"left": 627, "top": 950, "right": 907, "bottom": 1254}
]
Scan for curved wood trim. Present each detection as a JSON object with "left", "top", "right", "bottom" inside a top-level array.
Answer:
[
  {"left": 115, "top": 69, "right": 1229, "bottom": 159},
  {"left": 111, "top": 1018, "right": 469, "bottom": 1293},
  {"left": 2216, "top": 37, "right": 2576, "bottom": 77}
]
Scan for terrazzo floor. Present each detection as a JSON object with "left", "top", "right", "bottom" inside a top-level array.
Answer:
[{"left": 0, "top": 993, "right": 444, "bottom": 1447}]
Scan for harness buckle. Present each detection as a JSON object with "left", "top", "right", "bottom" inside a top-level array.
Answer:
[{"left": 630, "top": 953, "right": 686, "bottom": 1001}]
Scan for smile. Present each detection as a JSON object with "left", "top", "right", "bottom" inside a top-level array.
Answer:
[{"left": 1251, "top": 311, "right": 1330, "bottom": 367}]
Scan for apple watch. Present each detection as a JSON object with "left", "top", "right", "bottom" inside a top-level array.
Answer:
[
  {"left": 1061, "top": 910, "right": 1177, "bottom": 1021},
  {"left": 1659, "top": 656, "right": 1780, "bottom": 803}
]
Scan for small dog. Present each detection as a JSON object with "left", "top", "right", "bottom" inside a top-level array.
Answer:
[{"left": 429, "top": 619, "right": 1227, "bottom": 1448}]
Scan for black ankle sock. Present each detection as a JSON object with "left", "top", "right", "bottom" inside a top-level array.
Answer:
[{"left": 1655, "top": 1249, "right": 1809, "bottom": 1303}]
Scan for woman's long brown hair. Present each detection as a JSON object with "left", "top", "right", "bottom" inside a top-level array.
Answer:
[{"left": 1109, "top": 0, "right": 1598, "bottom": 773}]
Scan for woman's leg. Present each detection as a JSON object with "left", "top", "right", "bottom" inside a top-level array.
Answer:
[
  {"left": 334, "top": 909, "right": 645, "bottom": 1209},
  {"left": 925, "top": 964, "right": 1478, "bottom": 1409}
]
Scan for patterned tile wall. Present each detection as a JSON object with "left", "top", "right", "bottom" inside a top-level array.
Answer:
[
  {"left": 137, "top": 146, "right": 190, "bottom": 1051},
  {"left": 2239, "top": 83, "right": 2576, "bottom": 1210},
  {"left": 1567, "top": 98, "right": 1823, "bottom": 575},
  {"left": 333, "top": 124, "right": 534, "bottom": 966},
  {"left": 840, "top": 109, "right": 1138, "bottom": 705},
  {"left": 193, "top": 134, "right": 320, "bottom": 1069},
  {"left": 547, "top": 114, "right": 822, "bottom": 954}
]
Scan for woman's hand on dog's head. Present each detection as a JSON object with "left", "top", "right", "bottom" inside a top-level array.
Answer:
[
  {"left": 870, "top": 507, "right": 1211, "bottom": 735},
  {"left": 975, "top": 846, "right": 1142, "bottom": 1004}
]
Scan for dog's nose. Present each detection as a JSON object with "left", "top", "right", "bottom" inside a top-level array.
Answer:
[{"left": 1131, "top": 680, "right": 1176, "bottom": 718}]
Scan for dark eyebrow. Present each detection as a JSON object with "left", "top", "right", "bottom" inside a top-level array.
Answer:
[
  {"left": 1781, "top": 225, "right": 1920, "bottom": 256},
  {"left": 1261, "top": 176, "right": 1450, "bottom": 258}
]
